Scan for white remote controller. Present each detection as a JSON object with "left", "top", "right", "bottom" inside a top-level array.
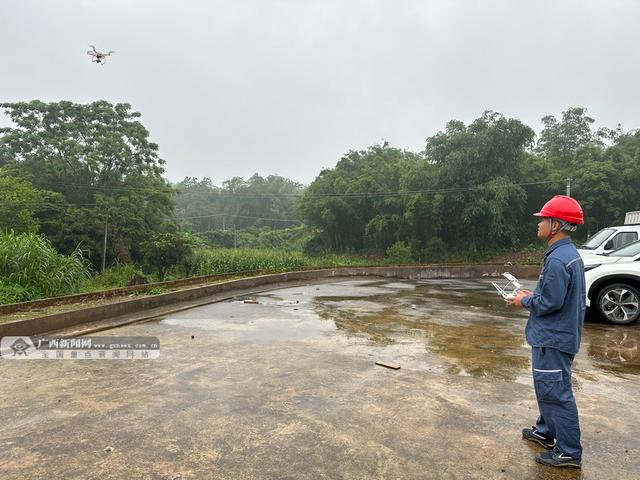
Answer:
[{"left": 491, "top": 272, "right": 521, "bottom": 300}]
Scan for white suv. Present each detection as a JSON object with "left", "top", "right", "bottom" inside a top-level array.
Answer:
[
  {"left": 579, "top": 225, "right": 640, "bottom": 256},
  {"left": 582, "top": 239, "right": 640, "bottom": 270},
  {"left": 586, "top": 262, "right": 640, "bottom": 324}
]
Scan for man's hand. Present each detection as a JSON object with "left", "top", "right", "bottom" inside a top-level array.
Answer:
[{"left": 506, "top": 289, "right": 533, "bottom": 308}]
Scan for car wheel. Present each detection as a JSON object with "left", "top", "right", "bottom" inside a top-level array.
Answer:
[{"left": 596, "top": 283, "right": 640, "bottom": 325}]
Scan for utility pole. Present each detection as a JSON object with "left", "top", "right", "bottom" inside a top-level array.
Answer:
[
  {"left": 101, "top": 212, "right": 108, "bottom": 273},
  {"left": 566, "top": 177, "right": 572, "bottom": 196},
  {"left": 232, "top": 187, "right": 237, "bottom": 248}
]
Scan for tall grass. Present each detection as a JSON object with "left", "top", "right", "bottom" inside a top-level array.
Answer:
[
  {"left": 192, "top": 248, "right": 309, "bottom": 275},
  {"left": 0, "top": 231, "right": 90, "bottom": 303},
  {"left": 76, "top": 250, "right": 386, "bottom": 293},
  {"left": 0, "top": 241, "right": 390, "bottom": 304},
  {"left": 192, "top": 248, "right": 387, "bottom": 276}
]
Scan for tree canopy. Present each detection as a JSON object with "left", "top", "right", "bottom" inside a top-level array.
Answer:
[
  {"left": 297, "top": 109, "right": 640, "bottom": 256},
  {"left": 2, "top": 101, "right": 639, "bottom": 267},
  {"left": 0, "top": 100, "right": 175, "bottom": 267},
  {"left": 174, "top": 173, "right": 303, "bottom": 231}
]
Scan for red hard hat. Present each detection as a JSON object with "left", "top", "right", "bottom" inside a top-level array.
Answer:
[{"left": 533, "top": 195, "right": 584, "bottom": 225}]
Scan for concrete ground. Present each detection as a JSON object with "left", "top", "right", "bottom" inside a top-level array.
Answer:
[{"left": 1, "top": 278, "right": 638, "bottom": 479}]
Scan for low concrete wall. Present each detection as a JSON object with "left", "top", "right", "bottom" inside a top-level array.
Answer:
[
  {"left": 0, "top": 264, "right": 539, "bottom": 336},
  {"left": 0, "top": 270, "right": 260, "bottom": 316}
]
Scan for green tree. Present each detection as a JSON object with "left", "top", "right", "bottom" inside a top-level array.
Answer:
[
  {"left": 0, "top": 174, "right": 63, "bottom": 233},
  {"left": 607, "top": 130, "right": 640, "bottom": 215},
  {"left": 142, "top": 230, "right": 196, "bottom": 279},
  {"left": 536, "top": 107, "right": 599, "bottom": 169},
  {"left": 174, "top": 174, "right": 302, "bottom": 232},
  {"left": 297, "top": 144, "right": 420, "bottom": 252},
  {"left": 569, "top": 145, "right": 624, "bottom": 234},
  {"left": 423, "top": 111, "right": 535, "bottom": 252},
  {"left": 0, "top": 100, "right": 175, "bottom": 267}
]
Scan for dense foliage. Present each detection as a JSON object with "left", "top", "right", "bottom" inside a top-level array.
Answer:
[
  {"left": 174, "top": 174, "right": 302, "bottom": 231},
  {"left": 0, "top": 100, "right": 175, "bottom": 267},
  {"left": 2, "top": 101, "right": 640, "bottom": 303},
  {"left": 298, "top": 109, "right": 640, "bottom": 256},
  {"left": 0, "top": 231, "right": 90, "bottom": 303}
]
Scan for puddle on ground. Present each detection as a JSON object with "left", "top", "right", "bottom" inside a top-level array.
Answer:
[
  {"left": 160, "top": 278, "right": 640, "bottom": 382},
  {"left": 162, "top": 299, "right": 332, "bottom": 343},
  {"left": 312, "top": 285, "right": 530, "bottom": 381},
  {"left": 582, "top": 324, "right": 640, "bottom": 377}
]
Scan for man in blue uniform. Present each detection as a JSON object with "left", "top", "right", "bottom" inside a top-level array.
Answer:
[{"left": 508, "top": 195, "right": 586, "bottom": 469}]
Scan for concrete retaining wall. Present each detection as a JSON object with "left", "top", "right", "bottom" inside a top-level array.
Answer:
[
  {"left": 0, "top": 270, "right": 259, "bottom": 316},
  {"left": 0, "top": 264, "right": 540, "bottom": 336}
]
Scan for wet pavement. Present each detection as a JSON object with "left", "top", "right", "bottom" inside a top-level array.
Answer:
[{"left": 1, "top": 278, "right": 639, "bottom": 479}]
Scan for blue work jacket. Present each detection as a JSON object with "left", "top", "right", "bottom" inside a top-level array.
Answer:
[{"left": 521, "top": 237, "right": 586, "bottom": 355}]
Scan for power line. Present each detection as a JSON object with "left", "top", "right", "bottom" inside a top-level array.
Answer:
[
  {"left": 288, "top": 180, "right": 558, "bottom": 198},
  {"left": 3, "top": 181, "right": 174, "bottom": 195},
  {"left": 2, "top": 179, "right": 560, "bottom": 198},
  {"left": 1, "top": 202, "right": 101, "bottom": 208},
  {"left": 176, "top": 213, "right": 301, "bottom": 224},
  {"left": 1, "top": 200, "right": 160, "bottom": 208},
  {"left": 2, "top": 180, "right": 562, "bottom": 209},
  {"left": 2, "top": 202, "right": 296, "bottom": 223},
  {"left": 173, "top": 179, "right": 560, "bottom": 199},
  {"left": 175, "top": 213, "right": 227, "bottom": 221}
]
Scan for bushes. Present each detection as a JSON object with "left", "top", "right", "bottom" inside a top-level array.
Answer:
[
  {"left": 0, "top": 231, "right": 90, "bottom": 303},
  {"left": 386, "top": 241, "right": 413, "bottom": 264},
  {"left": 422, "top": 237, "right": 448, "bottom": 262},
  {"left": 195, "top": 226, "right": 309, "bottom": 251},
  {"left": 80, "top": 263, "right": 146, "bottom": 292},
  {"left": 142, "top": 231, "right": 198, "bottom": 279}
]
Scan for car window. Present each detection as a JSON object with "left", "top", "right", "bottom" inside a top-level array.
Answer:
[
  {"left": 582, "top": 228, "right": 615, "bottom": 249},
  {"left": 610, "top": 239, "right": 640, "bottom": 257},
  {"left": 611, "top": 232, "right": 638, "bottom": 250}
]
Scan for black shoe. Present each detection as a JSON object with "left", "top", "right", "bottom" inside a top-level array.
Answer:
[
  {"left": 535, "top": 447, "right": 581, "bottom": 468},
  {"left": 522, "top": 426, "right": 556, "bottom": 449}
]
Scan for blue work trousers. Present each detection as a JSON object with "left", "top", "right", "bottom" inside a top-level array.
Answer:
[{"left": 532, "top": 346, "right": 582, "bottom": 460}]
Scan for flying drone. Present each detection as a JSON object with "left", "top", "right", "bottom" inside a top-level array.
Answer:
[{"left": 87, "top": 45, "right": 115, "bottom": 65}]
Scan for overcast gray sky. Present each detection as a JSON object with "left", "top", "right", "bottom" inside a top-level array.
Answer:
[{"left": 1, "top": 0, "right": 639, "bottom": 185}]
